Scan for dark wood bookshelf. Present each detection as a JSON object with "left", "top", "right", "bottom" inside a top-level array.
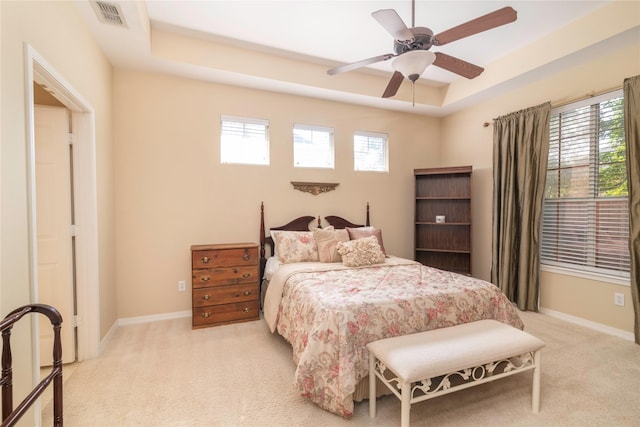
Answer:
[{"left": 414, "top": 166, "right": 472, "bottom": 275}]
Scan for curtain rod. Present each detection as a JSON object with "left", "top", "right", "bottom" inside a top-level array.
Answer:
[
  {"left": 483, "top": 84, "right": 623, "bottom": 127},
  {"left": 550, "top": 84, "right": 622, "bottom": 109}
]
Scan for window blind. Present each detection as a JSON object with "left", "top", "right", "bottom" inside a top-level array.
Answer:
[
  {"left": 293, "top": 124, "right": 334, "bottom": 168},
  {"left": 354, "top": 131, "right": 388, "bottom": 172},
  {"left": 220, "top": 115, "right": 269, "bottom": 165},
  {"left": 541, "top": 90, "right": 629, "bottom": 278}
]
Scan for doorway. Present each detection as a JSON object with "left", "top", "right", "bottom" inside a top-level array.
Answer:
[{"left": 25, "top": 46, "right": 101, "bottom": 372}]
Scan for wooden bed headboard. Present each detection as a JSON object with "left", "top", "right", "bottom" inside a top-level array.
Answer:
[
  {"left": 325, "top": 202, "right": 370, "bottom": 229},
  {"left": 258, "top": 202, "right": 371, "bottom": 280}
]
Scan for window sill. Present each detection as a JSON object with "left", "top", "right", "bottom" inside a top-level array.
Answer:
[{"left": 540, "top": 264, "right": 630, "bottom": 287}]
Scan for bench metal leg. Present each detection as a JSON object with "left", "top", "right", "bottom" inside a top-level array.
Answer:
[
  {"left": 532, "top": 350, "right": 541, "bottom": 413},
  {"left": 369, "top": 354, "right": 376, "bottom": 418},
  {"left": 401, "top": 381, "right": 411, "bottom": 427}
]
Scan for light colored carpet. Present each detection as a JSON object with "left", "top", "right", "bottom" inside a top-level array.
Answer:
[{"left": 43, "top": 311, "right": 640, "bottom": 426}]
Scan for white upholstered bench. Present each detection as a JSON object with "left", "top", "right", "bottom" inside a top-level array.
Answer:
[{"left": 367, "top": 319, "right": 545, "bottom": 427}]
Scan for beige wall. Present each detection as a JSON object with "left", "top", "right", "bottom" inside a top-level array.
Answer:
[
  {"left": 539, "top": 270, "right": 633, "bottom": 331},
  {"left": 1, "top": 0, "right": 115, "bottom": 413},
  {"left": 113, "top": 69, "right": 440, "bottom": 318},
  {"left": 440, "top": 34, "right": 639, "bottom": 334}
]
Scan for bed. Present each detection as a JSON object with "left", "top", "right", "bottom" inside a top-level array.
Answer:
[{"left": 259, "top": 203, "right": 523, "bottom": 418}]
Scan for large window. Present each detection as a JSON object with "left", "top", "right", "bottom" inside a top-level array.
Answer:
[
  {"left": 541, "top": 90, "right": 629, "bottom": 279},
  {"left": 354, "top": 131, "right": 388, "bottom": 172},
  {"left": 293, "top": 124, "right": 334, "bottom": 168},
  {"left": 220, "top": 115, "right": 269, "bottom": 165}
]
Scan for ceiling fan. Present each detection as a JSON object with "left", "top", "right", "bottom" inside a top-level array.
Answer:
[{"left": 327, "top": 1, "right": 517, "bottom": 99}]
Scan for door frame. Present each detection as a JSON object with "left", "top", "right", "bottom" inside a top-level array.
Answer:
[{"left": 24, "top": 45, "right": 100, "bottom": 370}]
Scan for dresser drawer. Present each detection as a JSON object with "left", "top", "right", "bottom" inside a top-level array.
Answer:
[
  {"left": 192, "top": 266, "right": 258, "bottom": 288},
  {"left": 193, "top": 283, "right": 258, "bottom": 308},
  {"left": 192, "top": 300, "right": 259, "bottom": 328},
  {"left": 192, "top": 247, "right": 258, "bottom": 269}
]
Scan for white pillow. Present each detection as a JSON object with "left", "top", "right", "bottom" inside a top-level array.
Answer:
[{"left": 263, "top": 256, "right": 281, "bottom": 281}]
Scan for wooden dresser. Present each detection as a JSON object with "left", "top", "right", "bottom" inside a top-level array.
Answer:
[{"left": 191, "top": 243, "right": 260, "bottom": 329}]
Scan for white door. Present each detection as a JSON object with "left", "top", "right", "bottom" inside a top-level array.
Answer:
[{"left": 35, "top": 105, "right": 76, "bottom": 365}]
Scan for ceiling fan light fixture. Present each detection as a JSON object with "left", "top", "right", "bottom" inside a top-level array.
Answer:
[{"left": 392, "top": 50, "right": 436, "bottom": 82}]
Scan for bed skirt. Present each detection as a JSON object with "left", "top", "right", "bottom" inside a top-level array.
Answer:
[{"left": 353, "top": 375, "right": 392, "bottom": 401}]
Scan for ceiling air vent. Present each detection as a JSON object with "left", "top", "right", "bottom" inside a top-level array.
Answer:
[{"left": 91, "top": 1, "right": 128, "bottom": 28}]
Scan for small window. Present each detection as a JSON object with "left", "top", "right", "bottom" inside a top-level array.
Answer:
[
  {"left": 354, "top": 131, "right": 388, "bottom": 172},
  {"left": 220, "top": 115, "right": 269, "bottom": 165},
  {"left": 293, "top": 124, "right": 334, "bottom": 168},
  {"left": 541, "top": 90, "right": 629, "bottom": 279}
]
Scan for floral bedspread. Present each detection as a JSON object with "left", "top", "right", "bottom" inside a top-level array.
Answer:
[{"left": 263, "top": 257, "right": 523, "bottom": 418}]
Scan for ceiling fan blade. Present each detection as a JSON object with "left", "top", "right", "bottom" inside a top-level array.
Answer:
[
  {"left": 432, "top": 6, "right": 517, "bottom": 46},
  {"left": 382, "top": 71, "right": 404, "bottom": 98},
  {"left": 433, "top": 52, "right": 484, "bottom": 79},
  {"left": 371, "top": 9, "right": 415, "bottom": 42},
  {"left": 327, "top": 53, "right": 395, "bottom": 76}
]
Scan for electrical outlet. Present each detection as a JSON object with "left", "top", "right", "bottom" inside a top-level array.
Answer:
[
  {"left": 178, "top": 280, "right": 186, "bottom": 292},
  {"left": 614, "top": 293, "right": 624, "bottom": 306}
]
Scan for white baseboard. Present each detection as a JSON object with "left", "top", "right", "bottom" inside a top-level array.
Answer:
[
  {"left": 98, "top": 320, "right": 119, "bottom": 357},
  {"left": 118, "top": 310, "right": 192, "bottom": 326},
  {"left": 539, "top": 307, "right": 635, "bottom": 342},
  {"left": 95, "top": 311, "right": 192, "bottom": 358}
]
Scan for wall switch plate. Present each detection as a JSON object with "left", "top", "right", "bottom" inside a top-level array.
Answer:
[
  {"left": 178, "top": 280, "right": 186, "bottom": 292},
  {"left": 614, "top": 293, "right": 624, "bottom": 306}
]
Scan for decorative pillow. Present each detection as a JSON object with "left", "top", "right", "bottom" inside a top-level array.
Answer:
[
  {"left": 336, "top": 235, "right": 385, "bottom": 267},
  {"left": 313, "top": 227, "right": 350, "bottom": 263},
  {"left": 346, "top": 226, "right": 387, "bottom": 255},
  {"left": 272, "top": 231, "right": 319, "bottom": 263}
]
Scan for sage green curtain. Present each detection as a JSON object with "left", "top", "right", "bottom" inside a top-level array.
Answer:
[
  {"left": 491, "top": 102, "right": 551, "bottom": 311},
  {"left": 624, "top": 75, "right": 640, "bottom": 344}
]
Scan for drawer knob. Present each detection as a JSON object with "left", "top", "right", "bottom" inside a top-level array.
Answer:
[
  {"left": 200, "top": 256, "right": 210, "bottom": 264},
  {"left": 201, "top": 276, "right": 211, "bottom": 282},
  {"left": 243, "top": 253, "right": 250, "bottom": 261},
  {"left": 243, "top": 290, "right": 251, "bottom": 296},
  {"left": 201, "top": 312, "right": 211, "bottom": 318},
  {"left": 202, "top": 294, "right": 211, "bottom": 300},
  {"left": 242, "top": 273, "right": 251, "bottom": 278},
  {"left": 243, "top": 307, "right": 250, "bottom": 313}
]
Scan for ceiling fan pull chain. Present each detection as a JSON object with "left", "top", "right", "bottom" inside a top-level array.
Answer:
[{"left": 412, "top": 82, "right": 415, "bottom": 107}]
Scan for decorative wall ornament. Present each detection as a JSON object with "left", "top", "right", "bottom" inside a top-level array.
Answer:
[{"left": 291, "top": 181, "right": 339, "bottom": 196}]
